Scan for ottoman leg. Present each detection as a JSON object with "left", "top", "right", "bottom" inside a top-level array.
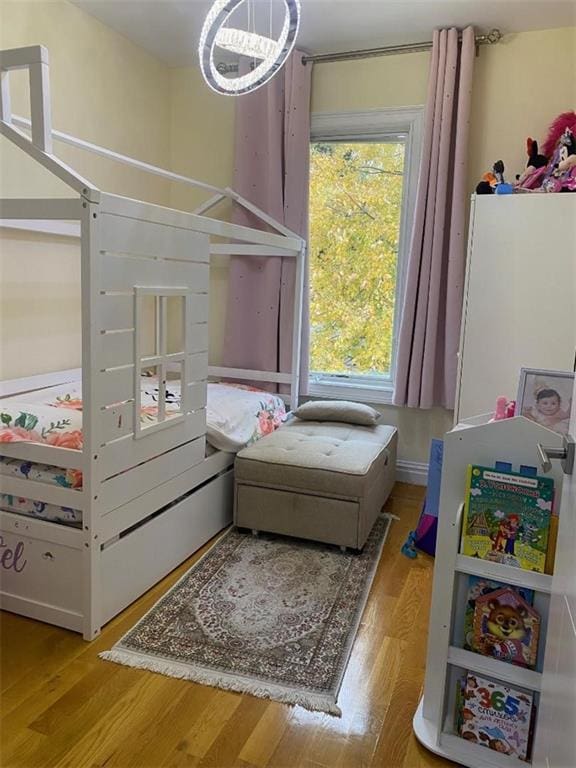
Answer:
[
  {"left": 340, "top": 545, "right": 347, "bottom": 553},
  {"left": 251, "top": 529, "right": 259, "bottom": 537}
]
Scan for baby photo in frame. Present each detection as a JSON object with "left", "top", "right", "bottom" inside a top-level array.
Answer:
[{"left": 516, "top": 368, "right": 574, "bottom": 436}]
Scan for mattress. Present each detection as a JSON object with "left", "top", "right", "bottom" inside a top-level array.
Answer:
[
  {"left": 0, "top": 455, "right": 83, "bottom": 527},
  {"left": 0, "top": 379, "right": 285, "bottom": 527}
]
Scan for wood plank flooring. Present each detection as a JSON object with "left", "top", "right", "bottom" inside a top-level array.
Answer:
[{"left": 0, "top": 482, "right": 455, "bottom": 768}]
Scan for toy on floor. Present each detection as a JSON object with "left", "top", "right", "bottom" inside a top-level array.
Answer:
[
  {"left": 401, "top": 530, "right": 418, "bottom": 559},
  {"left": 401, "top": 439, "right": 443, "bottom": 559}
]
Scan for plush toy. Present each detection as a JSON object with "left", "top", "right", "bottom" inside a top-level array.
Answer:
[
  {"left": 515, "top": 138, "right": 548, "bottom": 188},
  {"left": 541, "top": 111, "right": 576, "bottom": 158},
  {"left": 476, "top": 160, "right": 512, "bottom": 195},
  {"left": 492, "top": 161, "right": 513, "bottom": 194},
  {"left": 517, "top": 111, "right": 576, "bottom": 193},
  {"left": 541, "top": 126, "right": 576, "bottom": 192},
  {"left": 401, "top": 530, "right": 418, "bottom": 559}
]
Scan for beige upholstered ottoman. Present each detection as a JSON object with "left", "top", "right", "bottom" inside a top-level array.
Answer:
[{"left": 234, "top": 419, "right": 397, "bottom": 550}]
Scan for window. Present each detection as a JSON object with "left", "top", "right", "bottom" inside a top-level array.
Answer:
[
  {"left": 308, "top": 108, "right": 422, "bottom": 403},
  {"left": 134, "top": 288, "right": 189, "bottom": 437}
]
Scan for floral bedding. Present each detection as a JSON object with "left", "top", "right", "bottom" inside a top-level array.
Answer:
[
  {"left": 0, "top": 379, "right": 286, "bottom": 453},
  {"left": 0, "top": 380, "right": 286, "bottom": 527},
  {"left": 0, "top": 377, "right": 182, "bottom": 449},
  {"left": 206, "top": 382, "right": 286, "bottom": 452}
]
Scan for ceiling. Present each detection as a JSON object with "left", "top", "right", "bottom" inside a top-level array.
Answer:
[{"left": 72, "top": 0, "right": 575, "bottom": 67}]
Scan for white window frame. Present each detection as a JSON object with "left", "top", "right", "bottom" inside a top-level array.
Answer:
[
  {"left": 308, "top": 106, "right": 423, "bottom": 404},
  {"left": 134, "top": 286, "right": 191, "bottom": 439}
]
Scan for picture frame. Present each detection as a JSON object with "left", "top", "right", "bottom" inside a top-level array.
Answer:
[{"left": 515, "top": 367, "right": 574, "bottom": 436}]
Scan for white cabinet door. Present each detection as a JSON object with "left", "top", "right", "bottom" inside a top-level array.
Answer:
[
  {"left": 533, "top": 377, "right": 576, "bottom": 768},
  {"left": 456, "top": 194, "right": 576, "bottom": 423}
]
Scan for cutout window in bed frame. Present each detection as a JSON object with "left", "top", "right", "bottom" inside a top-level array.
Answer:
[{"left": 134, "top": 286, "right": 190, "bottom": 439}]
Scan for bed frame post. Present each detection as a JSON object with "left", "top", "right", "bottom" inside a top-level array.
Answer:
[
  {"left": 289, "top": 243, "right": 306, "bottom": 410},
  {"left": 80, "top": 199, "right": 103, "bottom": 640},
  {"left": 0, "top": 45, "right": 52, "bottom": 153}
]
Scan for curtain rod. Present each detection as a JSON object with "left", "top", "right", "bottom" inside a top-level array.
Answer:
[
  {"left": 301, "top": 28, "right": 503, "bottom": 65},
  {"left": 216, "top": 28, "right": 502, "bottom": 74}
]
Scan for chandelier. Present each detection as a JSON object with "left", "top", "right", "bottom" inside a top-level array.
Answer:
[{"left": 199, "top": 0, "right": 301, "bottom": 95}]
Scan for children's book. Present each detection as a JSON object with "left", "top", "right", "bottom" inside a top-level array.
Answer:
[
  {"left": 473, "top": 587, "right": 540, "bottom": 669},
  {"left": 455, "top": 675, "right": 466, "bottom": 735},
  {"left": 458, "top": 673, "right": 534, "bottom": 761},
  {"left": 463, "top": 576, "right": 534, "bottom": 652},
  {"left": 461, "top": 465, "right": 554, "bottom": 573}
]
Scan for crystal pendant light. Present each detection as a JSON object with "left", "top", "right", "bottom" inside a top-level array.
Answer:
[{"left": 199, "top": 0, "right": 301, "bottom": 95}]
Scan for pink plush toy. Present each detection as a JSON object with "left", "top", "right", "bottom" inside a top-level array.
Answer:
[
  {"left": 515, "top": 111, "right": 576, "bottom": 192},
  {"left": 541, "top": 126, "right": 576, "bottom": 192},
  {"left": 492, "top": 396, "right": 515, "bottom": 422},
  {"left": 541, "top": 111, "right": 576, "bottom": 158},
  {"left": 493, "top": 396, "right": 509, "bottom": 421}
]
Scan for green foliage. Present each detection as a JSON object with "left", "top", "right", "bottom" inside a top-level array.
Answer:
[
  {"left": 309, "top": 140, "right": 405, "bottom": 377},
  {"left": 14, "top": 412, "right": 38, "bottom": 431}
]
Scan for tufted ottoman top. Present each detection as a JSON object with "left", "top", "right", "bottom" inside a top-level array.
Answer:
[{"left": 235, "top": 419, "right": 397, "bottom": 498}]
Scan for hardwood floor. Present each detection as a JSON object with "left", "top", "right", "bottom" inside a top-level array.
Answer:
[{"left": 0, "top": 483, "right": 455, "bottom": 768}]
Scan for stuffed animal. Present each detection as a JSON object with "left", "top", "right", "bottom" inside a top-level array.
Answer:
[
  {"left": 516, "top": 111, "right": 576, "bottom": 193},
  {"left": 515, "top": 138, "right": 548, "bottom": 188},
  {"left": 476, "top": 160, "right": 512, "bottom": 195},
  {"left": 541, "top": 126, "right": 576, "bottom": 192},
  {"left": 541, "top": 111, "right": 576, "bottom": 158}
]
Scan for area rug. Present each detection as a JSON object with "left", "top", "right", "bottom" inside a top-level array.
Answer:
[{"left": 100, "top": 514, "right": 392, "bottom": 716}]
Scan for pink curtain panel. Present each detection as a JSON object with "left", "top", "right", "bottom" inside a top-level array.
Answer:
[
  {"left": 394, "top": 27, "right": 475, "bottom": 409},
  {"left": 222, "top": 50, "right": 312, "bottom": 393}
]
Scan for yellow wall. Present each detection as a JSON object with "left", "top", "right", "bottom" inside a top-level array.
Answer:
[
  {"left": 311, "top": 51, "right": 430, "bottom": 113},
  {"left": 0, "top": 0, "right": 171, "bottom": 203},
  {"left": 169, "top": 66, "right": 235, "bottom": 214},
  {"left": 0, "top": 229, "right": 81, "bottom": 380},
  {"left": 169, "top": 67, "right": 236, "bottom": 364}
]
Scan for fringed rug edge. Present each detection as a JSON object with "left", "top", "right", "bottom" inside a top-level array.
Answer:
[{"left": 99, "top": 648, "right": 341, "bottom": 716}]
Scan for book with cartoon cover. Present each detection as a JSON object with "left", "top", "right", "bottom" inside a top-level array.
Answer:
[
  {"left": 461, "top": 465, "right": 554, "bottom": 573},
  {"left": 458, "top": 673, "right": 534, "bottom": 761},
  {"left": 463, "top": 576, "right": 534, "bottom": 652},
  {"left": 473, "top": 586, "right": 540, "bottom": 669}
]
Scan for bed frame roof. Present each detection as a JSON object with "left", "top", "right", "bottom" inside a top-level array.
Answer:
[{"left": 0, "top": 45, "right": 303, "bottom": 254}]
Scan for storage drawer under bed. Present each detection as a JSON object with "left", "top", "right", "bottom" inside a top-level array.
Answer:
[
  {"left": 0, "top": 468, "right": 233, "bottom": 635},
  {"left": 0, "top": 517, "right": 84, "bottom": 632},
  {"left": 100, "top": 467, "right": 234, "bottom": 624}
]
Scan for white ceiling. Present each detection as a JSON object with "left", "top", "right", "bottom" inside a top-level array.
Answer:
[{"left": 73, "top": 0, "right": 576, "bottom": 67}]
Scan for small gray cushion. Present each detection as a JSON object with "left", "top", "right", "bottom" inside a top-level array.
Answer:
[{"left": 293, "top": 400, "right": 381, "bottom": 426}]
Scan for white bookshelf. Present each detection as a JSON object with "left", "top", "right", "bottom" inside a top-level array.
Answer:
[{"left": 413, "top": 415, "right": 566, "bottom": 768}]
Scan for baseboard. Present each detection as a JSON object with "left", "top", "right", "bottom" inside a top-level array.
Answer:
[{"left": 396, "top": 460, "right": 429, "bottom": 486}]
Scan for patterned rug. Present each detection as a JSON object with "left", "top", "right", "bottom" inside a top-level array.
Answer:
[{"left": 100, "top": 515, "right": 392, "bottom": 716}]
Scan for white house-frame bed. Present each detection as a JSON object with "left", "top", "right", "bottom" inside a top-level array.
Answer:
[{"left": 0, "top": 45, "right": 306, "bottom": 640}]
